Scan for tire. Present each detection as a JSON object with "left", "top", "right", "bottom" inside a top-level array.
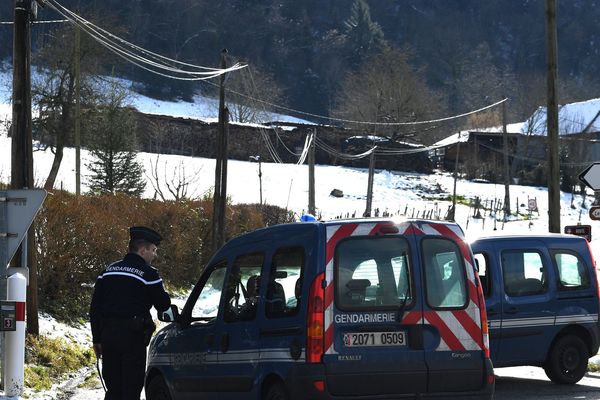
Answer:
[
  {"left": 146, "top": 374, "right": 173, "bottom": 400},
  {"left": 544, "top": 335, "right": 589, "bottom": 384},
  {"left": 264, "top": 382, "right": 288, "bottom": 400}
]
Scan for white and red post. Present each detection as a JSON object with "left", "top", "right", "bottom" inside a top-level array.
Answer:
[{"left": 4, "top": 273, "right": 26, "bottom": 398}]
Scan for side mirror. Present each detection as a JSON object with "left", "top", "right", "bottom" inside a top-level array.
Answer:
[{"left": 159, "top": 304, "right": 180, "bottom": 323}]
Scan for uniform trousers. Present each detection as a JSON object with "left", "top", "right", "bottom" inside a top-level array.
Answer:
[{"left": 101, "top": 319, "right": 147, "bottom": 400}]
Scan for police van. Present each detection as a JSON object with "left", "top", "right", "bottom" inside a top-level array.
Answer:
[
  {"left": 145, "top": 218, "right": 494, "bottom": 399},
  {"left": 471, "top": 234, "right": 600, "bottom": 384}
]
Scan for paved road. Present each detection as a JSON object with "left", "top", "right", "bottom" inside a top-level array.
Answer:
[
  {"left": 39, "top": 365, "right": 600, "bottom": 400},
  {"left": 495, "top": 366, "right": 600, "bottom": 399}
]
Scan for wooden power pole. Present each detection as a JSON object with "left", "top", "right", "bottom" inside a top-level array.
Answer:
[
  {"left": 546, "top": 0, "right": 561, "bottom": 233},
  {"left": 212, "top": 49, "right": 229, "bottom": 252},
  {"left": 11, "top": 0, "right": 39, "bottom": 336}
]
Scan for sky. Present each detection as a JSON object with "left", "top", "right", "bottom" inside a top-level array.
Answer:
[{"left": 1, "top": 71, "right": 600, "bottom": 398}]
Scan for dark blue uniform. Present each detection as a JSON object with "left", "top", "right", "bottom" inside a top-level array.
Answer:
[{"left": 90, "top": 253, "right": 170, "bottom": 400}]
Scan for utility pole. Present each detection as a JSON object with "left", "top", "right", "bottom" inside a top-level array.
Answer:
[
  {"left": 249, "top": 156, "right": 263, "bottom": 205},
  {"left": 212, "top": 49, "right": 228, "bottom": 252},
  {"left": 75, "top": 24, "right": 81, "bottom": 196},
  {"left": 258, "top": 157, "right": 262, "bottom": 205},
  {"left": 308, "top": 128, "right": 316, "bottom": 215},
  {"left": 11, "top": 0, "right": 39, "bottom": 337},
  {"left": 449, "top": 132, "right": 461, "bottom": 222},
  {"left": 503, "top": 99, "right": 511, "bottom": 216},
  {"left": 546, "top": 0, "right": 561, "bottom": 233},
  {"left": 364, "top": 150, "right": 375, "bottom": 217}
]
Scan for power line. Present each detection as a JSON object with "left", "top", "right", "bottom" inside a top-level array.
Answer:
[
  {"left": 202, "top": 76, "right": 507, "bottom": 127},
  {"left": 43, "top": 0, "right": 245, "bottom": 80},
  {"left": 0, "top": 19, "right": 69, "bottom": 25}
]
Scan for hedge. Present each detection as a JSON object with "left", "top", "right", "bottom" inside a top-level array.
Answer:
[{"left": 34, "top": 191, "right": 294, "bottom": 320}]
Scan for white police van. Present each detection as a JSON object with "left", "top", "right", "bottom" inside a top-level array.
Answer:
[{"left": 146, "top": 218, "right": 494, "bottom": 399}]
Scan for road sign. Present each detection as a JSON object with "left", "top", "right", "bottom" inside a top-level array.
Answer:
[
  {"left": 0, "top": 189, "right": 47, "bottom": 270},
  {"left": 590, "top": 206, "right": 600, "bottom": 221},
  {"left": 564, "top": 224, "right": 592, "bottom": 242},
  {"left": 528, "top": 198, "right": 538, "bottom": 212},
  {"left": 579, "top": 163, "right": 600, "bottom": 191}
]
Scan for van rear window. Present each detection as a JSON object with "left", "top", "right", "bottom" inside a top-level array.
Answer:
[
  {"left": 423, "top": 238, "right": 468, "bottom": 309},
  {"left": 335, "top": 237, "right": 412, "bottom": 310}
]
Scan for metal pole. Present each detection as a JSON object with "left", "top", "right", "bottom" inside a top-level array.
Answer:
[
  {"left": 503, "top": 99, "right": 511, "bottom": 216},
  {"left": 308, "top": 129, "right": 316, "bottom": 215},
  {"left": 75, "top": 24, "right": 81, "bottom": 196},
  {"left": 365, "top": 150, "right": 375, "bottom": 217}
]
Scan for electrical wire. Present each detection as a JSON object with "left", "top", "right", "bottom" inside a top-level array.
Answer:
[
  {"left": 0, "top": 19, "right": 69, "bottom": 24},
  {"left": 202, "top": 77, "right": 507, "bottom": 127},
  {"left": 43, "top": 0, "right": 245, "bottom": 80},
  {"left": 46, "top": 0, "right": 242, "bottom": 79}
]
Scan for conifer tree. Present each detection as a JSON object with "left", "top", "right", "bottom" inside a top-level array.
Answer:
[
  {"left": 344, "top": 0, "right": 387, "bottom": 68},
  {"left": 86, "top": 83, "right": 146, "bottom": 196}
]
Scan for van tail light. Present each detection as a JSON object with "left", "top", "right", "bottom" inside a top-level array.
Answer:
[
  {"left": 307, "top": 272, "right": 325, "bottom": 363},
  {"left": 475, "top": 278, "right": 490, "bottom": 359}
]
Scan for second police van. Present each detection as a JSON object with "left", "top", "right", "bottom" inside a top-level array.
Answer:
[
  {"left": 471, "top": 234, "right": 600, "bottom": 384},
  {"left": 145, "top": 218, "right": 494, "bottom": 399}
]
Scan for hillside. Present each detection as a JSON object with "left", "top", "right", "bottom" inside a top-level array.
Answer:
[{"left": 2, "top": 0, "right": 600, "bottom": 125}]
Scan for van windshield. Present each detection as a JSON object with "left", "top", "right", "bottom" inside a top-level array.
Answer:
[{"left": 335, "top": 237, "right": 412, "bottom": 309}]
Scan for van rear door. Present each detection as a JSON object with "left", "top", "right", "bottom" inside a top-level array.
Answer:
[
  {"left": 322, "top": 221, "right": 426, "bottom": 397},
  {"left": 418, "top": 228, "right": 487, "bottom": 393}
]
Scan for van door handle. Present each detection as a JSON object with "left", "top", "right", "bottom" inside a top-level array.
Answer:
[
  {"left": 505, "top": 307, "right": 519, "bottom": 314},
  {"left": 221, "top": 333, "right": 229, "bottom": 352},
  {"left": 487, "top": 308, "right": 498, "bottom": 316}
]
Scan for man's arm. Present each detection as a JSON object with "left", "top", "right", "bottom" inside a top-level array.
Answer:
[
  {"left": 89, "top": 275, "right": 104, "bottom": 345},
  {"left": 147, "top": 270, "right": 171, "bottom": 312}
]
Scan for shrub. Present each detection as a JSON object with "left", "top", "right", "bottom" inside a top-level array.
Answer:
[{"left": 35, "top": 192, "right": 293, "bottom": 320}]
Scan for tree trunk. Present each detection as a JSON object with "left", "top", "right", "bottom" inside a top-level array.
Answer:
[{"left": 44, "top": 140, "right": 64, "bottom": 190}]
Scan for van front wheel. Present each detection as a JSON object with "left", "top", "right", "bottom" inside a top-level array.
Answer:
[
  {"left": 544, "top": 335, "right": 588, "bottom": 384},
  {"left": 264, "top": 382, "right": 288, "bottom": 400},
  {"left": 146, "top": 375, "right": 173, "bottom": 400}
]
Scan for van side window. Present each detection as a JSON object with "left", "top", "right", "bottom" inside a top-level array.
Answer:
[
  {"left": 501, "top": 250, "right": 546, "bottom": 297},
  {"left": 423, "top": 238, "right": 468, "bottom": 309},
  {"left": 266, "top": 247, "right": 304, "bottom": 318},
  {"left": 473, "top": 252, "right": 491, "bottom": 298},
  {"left": 335, "top": 237, "right": 412, "bottom": 310},
  {"left": 552, "top": 251, "right": 590, "bottom": 290},
  {"left": 224, "top": 253, "right": 264, "bottom": 322},
  {"left": 191, "top": 261, "right": 228, "bottom": 321}
]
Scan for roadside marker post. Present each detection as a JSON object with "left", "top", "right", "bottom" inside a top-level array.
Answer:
[{"left": 0, "top": 190, "right": 47, "bottom": 399}]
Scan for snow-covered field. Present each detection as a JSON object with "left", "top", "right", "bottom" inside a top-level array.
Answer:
[{"left": 2, "top": 73, "right": 600, "bottom": 398}]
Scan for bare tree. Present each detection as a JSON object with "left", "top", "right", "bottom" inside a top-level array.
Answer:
[
  {"left": 32, "top": 23, "right": 106, "bottom": 190},
  {"left": 332, "top": 47, "right": 446, "bottom": 144},
  {"left": 146, "top": 155, "right": 202, "bottom": 201}
]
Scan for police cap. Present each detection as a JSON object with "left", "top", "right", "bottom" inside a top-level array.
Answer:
[{"left": 129, "top": 226, "right": 162, "bottom": 246}]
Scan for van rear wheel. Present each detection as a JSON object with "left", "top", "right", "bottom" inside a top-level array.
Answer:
[
  {"left": 544, "top": 335, "right": 588, "bottom": 384},
  {"left": 264, "top": 382, "right": 288, "bottom": 400},
  {"left": 146, "top": 374, "right": 172, "bottom": 400}
]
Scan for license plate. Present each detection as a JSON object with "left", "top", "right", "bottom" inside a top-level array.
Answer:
[{"left": 343, "top": 331, "right": 407, "bottom": 347}]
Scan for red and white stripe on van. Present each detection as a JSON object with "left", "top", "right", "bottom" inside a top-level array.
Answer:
[{"left": 321, "top": 220, "right": 489, "bottom": 356}]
